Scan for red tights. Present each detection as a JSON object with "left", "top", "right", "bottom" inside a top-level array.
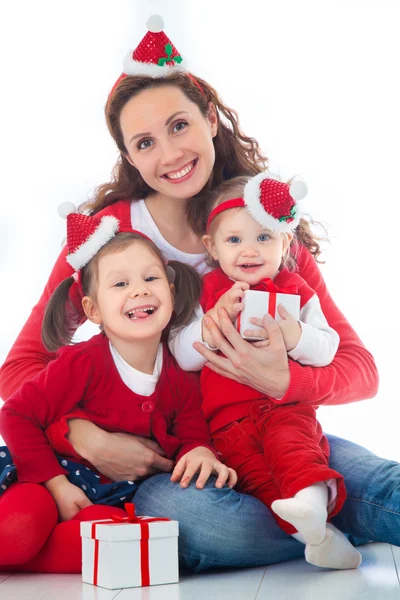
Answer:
[{"left": 0, "top": 482, "right": 127, "bottom": 573}]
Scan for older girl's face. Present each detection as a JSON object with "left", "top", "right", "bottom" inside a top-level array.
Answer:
[{"left": 120, "top": 85, "right": 218, "bottom": 202}]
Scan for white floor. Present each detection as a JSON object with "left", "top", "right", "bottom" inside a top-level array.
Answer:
[{"left": 1, "top": 542, "right": 400, "bottom": 600}]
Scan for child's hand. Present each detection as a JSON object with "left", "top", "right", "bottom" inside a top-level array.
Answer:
[
  {"left": 214, "top": 281, "right": 249, "bottom": 322},
  {"left": 45, "top": 474, "right": 93, "bottom": 521},
  {"left": 170, "top": 447, "right": 237, "bottom": 490},
  {"left": 276, "top": 304, "right": 301, "bottom": 351},
  {"left": 201, "top": 282, "right": 249, "bottom": 348}
]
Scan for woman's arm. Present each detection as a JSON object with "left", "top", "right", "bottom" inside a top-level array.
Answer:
[
  {"left": 0, "top": 245, "right": 83, "bottom": 400},
  {"left": 66, "top": 420, "right": 174, "bottom": 482},
  {"left": 194, "top": 245, "right": 378, "bottom": 407},
  {"left": 288, "top": 243, "right": 378, "bottom": 405}
]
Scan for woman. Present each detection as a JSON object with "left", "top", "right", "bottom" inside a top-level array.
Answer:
[{"left": 0, "top": 16, "right": 397, "bottom": 574}]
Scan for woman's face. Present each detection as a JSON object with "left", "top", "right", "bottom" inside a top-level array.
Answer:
[{"left": 120, "top": 85, "right": 218, "bottom": 202}]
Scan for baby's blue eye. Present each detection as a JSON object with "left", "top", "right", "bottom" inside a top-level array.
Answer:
[
  {"left": 114, "top": 281, "right": 127, "bottom": 287},
  {"left": 228, "top": 236, "right": 241, "bottom": 244},
  {"left": 258, "top": 234, "right": 270, "bottom": 242},
  {"left": 145, "top": 276, "right": 159, "bottom": 282}
]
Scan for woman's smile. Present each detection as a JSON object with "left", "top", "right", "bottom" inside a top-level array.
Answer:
[{"left": 162, "top": 159, "right": 198, "bottom": 182}]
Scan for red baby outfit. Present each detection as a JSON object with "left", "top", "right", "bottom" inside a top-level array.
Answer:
[{"left": 200, "top": 267, "right": 346, "bottom": 533}]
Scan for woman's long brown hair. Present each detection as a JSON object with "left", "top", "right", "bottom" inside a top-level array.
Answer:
[{"left": 82, "top": 72, "right": 322, "bottom": 260}]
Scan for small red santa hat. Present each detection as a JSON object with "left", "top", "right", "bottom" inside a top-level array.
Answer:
[
  {"left": 122, "top": 15, "right": 188, "bottom": 78},
  {"left": 58, "top": 202, "right": 119, "bottom": 272},
  {"left": 244, "top": 172, "right": 308, "bottom": 233}
]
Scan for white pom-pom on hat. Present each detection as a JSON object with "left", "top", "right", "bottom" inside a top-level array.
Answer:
[
  {"left": 146, "top": 14, "right": 164, "bottom": 33},
  {"left": 58, "top": 201, "right": 76, "bottom": 219},
  {"left": 289, "top": 181, "right": 308, "bottom": 202}
]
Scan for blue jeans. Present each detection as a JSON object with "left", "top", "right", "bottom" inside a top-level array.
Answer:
[{"left": 133, "top": 434, "right": 400, "bottom": 572}]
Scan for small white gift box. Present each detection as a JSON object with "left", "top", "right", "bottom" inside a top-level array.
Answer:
[
  {"left": 236, "top": 289, "right": 300, "bottom": 340},
  {"left": 81, "top": 504, "right": 179, "bottom": 590}
]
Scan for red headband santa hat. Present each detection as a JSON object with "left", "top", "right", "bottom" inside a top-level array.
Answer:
[
  {"left": 206, "top": 172, "right": 308, "bottom": 233},
  {"left": 57, "top": 202, "right": 120, "bottom": 272},
  {"left": 123, "top": 14, "right": 188, "bottom": 77},
  {"left": 110, "top": 15, "right": 194, "bottom": 97}
]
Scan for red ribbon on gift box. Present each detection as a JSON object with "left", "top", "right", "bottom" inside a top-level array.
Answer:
[{"left": 90, "top": 503, "right": 170, "bottom": 587}]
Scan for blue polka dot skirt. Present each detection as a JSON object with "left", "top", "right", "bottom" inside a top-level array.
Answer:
[{"left": 0, "top": 445, "right": 138, "bottom": 506}]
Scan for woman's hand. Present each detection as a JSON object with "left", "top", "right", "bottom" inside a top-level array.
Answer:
[
  {"left": 45, "top": 474, "right": 93, "bottom": 521},
  {"left": 67, "top": 421, "right": 174, "bottom": 482},
  {"left": 170, "top": 447, "right": 237, "bottom": 489},
  {"left": 246, "top": 305, "right": 301, "bottom": 352},
  {"left": 194, "top": 308, "right": 291, "bottom": 398}
]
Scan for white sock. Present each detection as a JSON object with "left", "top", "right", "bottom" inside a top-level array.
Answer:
[
  {"left": 304, "top": 523, "right": 362, "bottom": 570},
  {"left": 271, "top": 482, "right": 328, "bottom": 544}
]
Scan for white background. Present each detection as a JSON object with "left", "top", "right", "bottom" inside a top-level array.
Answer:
[{"left": 1, "top": 1, "right": 399, "bottom": 459}]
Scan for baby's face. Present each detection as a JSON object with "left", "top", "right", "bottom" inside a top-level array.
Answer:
[{"left": 208, "top": 208, "right": 289, "bottom": 285}]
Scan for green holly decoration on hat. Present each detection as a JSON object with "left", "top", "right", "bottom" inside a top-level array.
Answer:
[{"left": 158, "top": 43, "right": 183, "bottom": 66}]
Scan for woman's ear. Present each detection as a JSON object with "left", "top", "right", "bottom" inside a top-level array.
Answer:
[
  {"left": 123, "top": 152, "right": 135, "bottom": 168},
  {"left": 202, "top": 234, "right": 218, "bottom": 260},
  {"left": 82, "top": 296, "right": 102, "bottom": 325},
  {"left": 207, "top": 103, "right": 218, "bottom": 138}
]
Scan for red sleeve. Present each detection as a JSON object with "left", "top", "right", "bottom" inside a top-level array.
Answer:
[
  {"left": 0, "top": 246, "right": 85, "bottom": 400},
  {"left": 172, "top": 370, "right": 218, "bottom": 461},
  {"left": 277, "top": 244, "right": 379, "bottom": 406},
  {"left": 0, "top": 348, "right": 95, "bottom": 483}
]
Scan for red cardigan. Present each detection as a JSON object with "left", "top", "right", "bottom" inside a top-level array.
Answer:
[
  {"left": 0, "top": 333, "right": 214, "bottom": 484},
  {"left": 0, "top": 199, "right": 378, "bottom": 409}
]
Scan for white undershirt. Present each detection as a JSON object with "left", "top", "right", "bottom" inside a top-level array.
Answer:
[
  {"left": 109, "top": 342, "right": 163, "bottom": 396},
  {"left": 130, "top": 199, "right": 211, "bottom": 276}
]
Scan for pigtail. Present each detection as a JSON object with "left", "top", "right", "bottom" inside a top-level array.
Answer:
[
  {"left": 42, "top": 277, "right": 81, "bottom": 352},
  {"left": 167, "top": 261, "right": 202, "bottom": 328}
]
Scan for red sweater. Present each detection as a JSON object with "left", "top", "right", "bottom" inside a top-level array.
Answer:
[
  {"left": 0, "top": 333, "right": 214, "bottom": 484},
  {"left": 200, "top": 268, "right": 318, "bottom": 433},
  {"left": 0, "top": 199, "right": 378, "bottom": 409}
]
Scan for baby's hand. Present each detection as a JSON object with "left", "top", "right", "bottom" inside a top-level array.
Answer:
[
  {"left": 201, "top": 282, "right": 249, "bottom": 348},
  {"left": 276, "top": 304, "right": 302, "bottom": 351},
  {"left": 170, "top": 447, "right": 237, "bottom": 490},
  {"left": 45, "top": 474, "right": 93, "bottom": 521},
  {"left": 214, "top": 281, "right": 249, "bottom": 322}
]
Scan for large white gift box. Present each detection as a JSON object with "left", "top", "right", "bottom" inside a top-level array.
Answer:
[
  {"left": 81, "top": 504, "right": 179, "bottom": 590},
  {"left": 236, "top": 289, "right": 300, "bottom": 340}
]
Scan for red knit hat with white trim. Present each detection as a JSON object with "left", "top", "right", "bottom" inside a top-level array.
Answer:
[
  {"left": 58, "top": 202, "right": 119, "bottom": 272},
  {"left": 244, "top": 172, "right": 308, "bottom": 233},
  {"left": 123, "top": 15, "right": 187, "bottom": 78}
]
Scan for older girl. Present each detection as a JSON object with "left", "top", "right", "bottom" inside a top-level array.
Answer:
[{"left": 0, "top": 207, "right": 235, "bottom": 570}]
